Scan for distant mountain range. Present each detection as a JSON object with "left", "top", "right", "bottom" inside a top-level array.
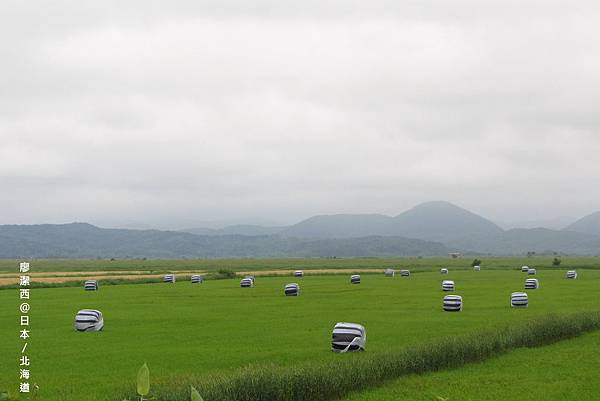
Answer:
[
  {"left": 2, "top": 201, "right": 600, "bottom": 258},
  {"left": 0, "top": 223, "right": 450, "bottom": 259}
]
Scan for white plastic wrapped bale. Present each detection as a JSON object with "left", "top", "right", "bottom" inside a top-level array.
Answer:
[
  {"left": 527, "top": 268, "right": 537, "bottom": 275},
  {"left": 294, "top": 270, "right": 304, "bottom": 277},
  {"left": 84, "top": 280, "right": 98, "bottom": 291},
  {"left": 511, "top": 292, "right": 528, "bottom": 308},
  {"left": 74, "top": 309, "right": 104, "bottom": 332},
  {"left": 331, "top": 322, "right": 366, "bottom": 352},
  {"left": 191, "top": 275, "right": 203, "bottom": 284},
  {"left": 443, "top": 295, "right": 462, "bottom": 312},
  {"left": 521, "top": 265, "right": 529, "bottom": 272},
  {"left": 440, "top": 268, "right": 448, "bottom": 274},
  {"left": 525, "top": 278, "right": 539, "bottom": 290},
  {"left": 163, "top": 274, "right": 176, "bottom": 283},
  {"left": 385, "top": 268, "right": 395, "bottom": 277},
  {"left": 442, "top": 280, "right": 455, "bottom": 292},
  {"left": 400, "top": 270, "right": 410, "bottom": 277},
  {"left": 566, "top": 270, "right": 578, "bottom": 279},
  {"left": 350, "top": 274, "right": 361, "bottom": 284},
  {"left": 473, "top": 265, "right": 481, "bottom": 272},
  {"left": 284, "top": 283, "right": 300, "bottom": 296},
  {"left": 240, "top": 277, "right": 254, "bottom": 288}
]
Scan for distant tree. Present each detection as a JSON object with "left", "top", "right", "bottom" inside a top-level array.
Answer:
[
  {"left": 552, "top": 257, "right": 561, "bottom": 267},
  {"left": 527, "top": 251, "right": 536, "bottom": 258},
  {"left": 471, "top": 258, "right": 482, "bottom": 267}
]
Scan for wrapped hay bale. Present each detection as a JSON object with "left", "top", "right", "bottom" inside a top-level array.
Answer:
[
  {"left": 527, "top": 268, "right": 537, "bottom": 275},
  {"left": 442, "top": 280, "right": 455, "bottom": 292},
  {"left": 240, "top": 277, "right": 254, "bottom": 288},
  {"left": 521, "top": 265, "right": 530, "bottom": 272},
  {"left": 511, "top": 292, "right": 528, "bottom": 308},
  {"left": 284, "top": 283, "right": 300, "bottom": 296},
  {"left": 350, "top": 274, "right": 361, "bottom": 284},
  {"left": 473, "top": 265, "right": 481, "bottom": 272},
  {"left": 443, "top": 295, "right": 462, "bottom": 312},
  {"left": 525, "top": 278, "right": 539, "bottom": 290},
  {"left": 385, "top": 268, "right": 395, "bottom": 277},
  {"left": 74, "top": 309, "right": 104, "bottom": 332},
  {"left": 84, "top": 280, "right": 98, "bottom": 291},
  {"left": 440, "top": 268, "right": 449, "bottom": 274},
  {"left": 566, "top": 270, "right": 577, "bottom": 279},
  {"left": 191, "top": 275, "right": 203, "bottom": 284},
  {"left": 331, "top": 322, "right": 366, "bottom": 352},
  {"left": 400, "top": 270, "right": 410, "bottom": 277},
  {"left": 163, "top": 274, "right": 176, "bottom": 283},
  {"left": 294, "top": 270, "right": 304, "bottom": 277}
]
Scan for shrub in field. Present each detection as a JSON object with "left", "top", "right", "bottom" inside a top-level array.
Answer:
[
  {"left": 213, "top": 269, "right": 237, "bottom": 279},
  {"left": 553, "top": 257, "right": 562, "bottom": 267},
  {"left": 471, "top": 259, "right": 482, "bottom": 267},
  {"left": 136, "top": 311, "right": 600, "bottom": 401}
]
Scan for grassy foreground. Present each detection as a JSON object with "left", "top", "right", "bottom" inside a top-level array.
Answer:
[
  {"left": 1, "top": 269, "right": 599, "bottom": 400},
  {"left": 341, "top": 329, "right": 600, "bottom": 401},
  {"left": 146, "top": 311, "right": 600, "bottom": 401}
]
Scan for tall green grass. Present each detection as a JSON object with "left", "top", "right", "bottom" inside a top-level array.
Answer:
[{"left": 140, "top": 311, "right": 600, "bottom": 401}]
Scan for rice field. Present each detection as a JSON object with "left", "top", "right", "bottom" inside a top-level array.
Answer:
[
  {"left": 341, "top": 329, "right": 600, "bottom": 401},
  {"left": 1, "top": 260, "right": 599, "bottom": 401}
]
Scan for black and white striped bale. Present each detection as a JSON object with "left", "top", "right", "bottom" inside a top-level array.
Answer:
[
  {"left": 443, "top": 295, "right": 463, "bottom": 312},
  {"left": 191, "top": 275, "right": 203, "bottom": 284},
  {"left": 442, "top": 280, "right": 455, "bottom": 292},
  {"left": 284, "top": 283, "right": 300, "bottom": 296},
  {"left": 521, "top": 265, "right": 530, "bottom": 272},
  {"left": 511, "top": 292, "right": 528, "bottom": 308},
  {"left": 527, "top": 268, "right": 537, "bottom": 275},
  {"left": 473, "top": 265, "right": 481, "bottom": 272},
  {"left": 74, "top": 309, "right": 104, "bottom": 332},
  {"left": 400, "top": 270, "right": 410, "bottom": 277},
  {"left": 240, "top": 277, "right": 254, "bottom": 288},
  {"left": 163, "top": 274, "right": 176, "bottom": 283},
  {"left": 84, "top": 280, "right": 98, "bottom": 291},
  {"left": 566, "top": 270, "right": 577, "bottom": 279},
  {"left": 440, "top": 268, "right": 449, "bottom": 274},
  {"left": 350, "top": 274, "right": 361, "bottom": 284},
  {"left": 331, "top": 322, "right": 366, "bottom": 352},
  {"left": 525, "top": 278, "right": 539, "bottom": 290},
  {"left": 294, "top": 270, "right": 304, "bottom": 277},
  {"left": 385, "top": 269, "right": 395, "bottom": 277}
]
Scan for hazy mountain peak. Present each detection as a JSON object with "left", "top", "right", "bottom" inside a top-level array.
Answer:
[{"left": 565, "top": 211, "right": 600, "bottom": 236}]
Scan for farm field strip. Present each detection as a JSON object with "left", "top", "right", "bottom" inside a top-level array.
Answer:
[{"left": 3, "top": 256, "right": 600, "bottom": 273}]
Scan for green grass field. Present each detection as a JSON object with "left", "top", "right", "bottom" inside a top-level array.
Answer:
[
  {"left": 341, "top": 329, "right": 600, "bottom": 401},
  {"left": 1, "top": 261, "right": 599, "bottom": 401}
]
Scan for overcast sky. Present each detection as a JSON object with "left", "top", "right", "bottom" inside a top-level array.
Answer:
[{"left": 2, "top": 1, "right": 599, "bottom": 229}]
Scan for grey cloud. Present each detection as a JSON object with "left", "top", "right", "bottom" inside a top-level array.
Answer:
[{"left": 1, "top": 1, "right": 600, "bottom": 228}]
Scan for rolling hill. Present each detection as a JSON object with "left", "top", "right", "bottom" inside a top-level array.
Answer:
[
  {"left": 0, "top": 223, "right": 451, "bottom": 258},
  {"left": 564, "top": 211, "right": 600, "bottom": 236}
]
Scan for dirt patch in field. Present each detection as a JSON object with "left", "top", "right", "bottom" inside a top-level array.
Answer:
[
  {"left": 0, "top": 272, "right": 206, "bottom": 286},
  {"left": 0, "top": 268, "right": 380, "bottom": 285},
  {"left": 0, "top": 270, "right": 205, "bottom": 277}
]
